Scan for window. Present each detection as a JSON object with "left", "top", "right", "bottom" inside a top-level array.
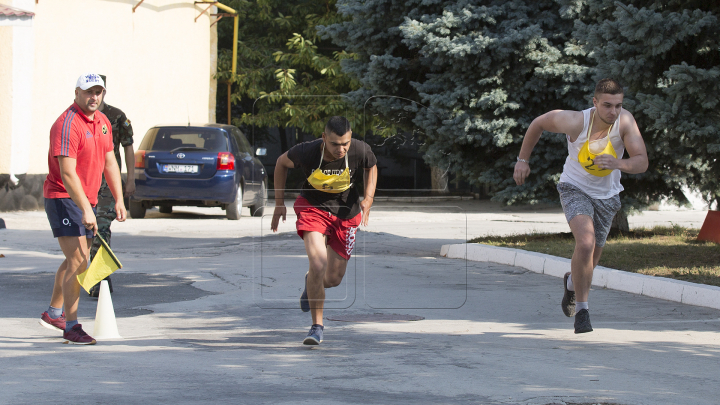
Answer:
[
  {"left": 231, "top": 127, "right": 252, "bottom": 154},
  {"left": 229, "top": 135, "right": 240, "bottom": 154},
  {"left": 150, "top": 128, "right": 228, "bottom": 152},
  {"left": 138, "top": 128, "right": 159, "bottom": 150}
]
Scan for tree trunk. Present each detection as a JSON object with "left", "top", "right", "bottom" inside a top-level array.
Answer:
[
  {"left": 611, "top": 210, "right": 630, "bottom": 234},
  {"left": 431, "top": 166, "right": 449, "bottom": 195}
]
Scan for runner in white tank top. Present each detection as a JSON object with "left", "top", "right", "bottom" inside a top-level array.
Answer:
[
  {"left": 559, "top": 107, "right": 625, "bottom": 199},
  {"left": 513, "top": 79, "right": 649, "bottom": 334}
]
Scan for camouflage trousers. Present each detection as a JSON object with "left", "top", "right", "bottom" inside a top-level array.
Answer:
[{"left": 89, "top": 178, "right": 124, "bottom": 262}]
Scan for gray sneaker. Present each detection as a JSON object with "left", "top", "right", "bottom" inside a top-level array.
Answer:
[
  {"left": 303, "top": 324, "right": 324, "bottom": 345},
  {"left": 574, "top": 309, "right": 593, "bottom": 334},
  {"left": 561, "top": 272, "right": 576, "bottom": 317}
]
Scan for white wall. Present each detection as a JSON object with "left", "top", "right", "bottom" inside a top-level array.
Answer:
[
  {"left": 0, "top": 0, "right": 33, "bottom": 177},
  {"left": 0, "top": 25, "right": 13, "bottom": 175},
  {"left": 9, "top": 0, "right": 34, "bottom": 177},
  {"left": 26, "top": 0, "right": 217, "bottom": 174}
]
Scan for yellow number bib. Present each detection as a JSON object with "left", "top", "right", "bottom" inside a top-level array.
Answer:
[
  {"left": 307, "top": 142, "right": 353, "bottom": 193},
  {"left": 577, "top": 111, "right": 617, "bottom": 177}
]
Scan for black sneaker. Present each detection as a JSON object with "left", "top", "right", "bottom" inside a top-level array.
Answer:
[
  {"left": 574, "top": 308, "right": 593, "bottom": 334},
  {"left": 89, "top": 283, "right": 99, "bottom": 297},
  {"left": 561, "top": 272, "right": 575, "bottom": 317},
  {"left": 88, "top": 276, "right": 113, "bottom": 297},
  {"left": 300, "top": 272, "right": 310, "bottom": 313}
]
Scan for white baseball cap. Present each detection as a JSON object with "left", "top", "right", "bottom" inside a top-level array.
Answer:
[{"left": 76, "top": 73, "right": 105, "bottom": 90}]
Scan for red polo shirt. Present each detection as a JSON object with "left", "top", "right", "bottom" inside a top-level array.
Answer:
[{"left": 43, "top": 102, "right": 113, "bottom": 206}]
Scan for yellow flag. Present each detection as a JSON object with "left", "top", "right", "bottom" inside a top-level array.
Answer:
[{"left": 77, "top": 234, "right": 122, "bottom": 294}]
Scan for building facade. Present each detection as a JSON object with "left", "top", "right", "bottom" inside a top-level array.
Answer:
[{"left": 0, "top": 0, "right": 218, "bottom": 211}]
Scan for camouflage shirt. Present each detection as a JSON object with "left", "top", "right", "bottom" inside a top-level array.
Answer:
[{"left": 100, "top": 103, "right": 134, "bottom": 168}]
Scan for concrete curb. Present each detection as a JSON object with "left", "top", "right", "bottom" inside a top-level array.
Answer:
[{"left": 440, "top": 243, "right": 720, "bottom": 310}]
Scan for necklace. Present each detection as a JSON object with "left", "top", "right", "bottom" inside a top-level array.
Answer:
[{"left": 588, "top": 110, "right": 613, "bottom": 142}]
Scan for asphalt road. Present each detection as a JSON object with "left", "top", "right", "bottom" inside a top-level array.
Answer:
[{"left": 0, "top": 201, "right": 716, "bottom": 405}]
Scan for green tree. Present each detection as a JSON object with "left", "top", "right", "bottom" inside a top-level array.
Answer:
[
  {"left": 215, "top": 0, "right": 358, "bottom": 151},
  {"left": 319, "top": 0, "right": 469, "bottom": 191},
  {"left": 322, "top": 0, "right": 590, "bottom": 198},
  {"left": 324, "top": 0, "right": 720, "bottom": 217},
  {"left": 567, "top": 0, "right": 720, "bottom": 209}
]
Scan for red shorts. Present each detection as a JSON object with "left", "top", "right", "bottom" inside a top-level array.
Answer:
[{"left": 294, "top": 196, "right": 361, "bottom": 260}]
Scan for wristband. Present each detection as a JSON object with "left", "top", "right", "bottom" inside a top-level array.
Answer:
[{"left": 517, "top": 157, "right": 529, "bottom": 164}]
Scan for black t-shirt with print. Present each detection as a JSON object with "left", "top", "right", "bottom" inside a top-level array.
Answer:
[{"left": 287, "top": 138, "right": 377, "bottom": 219}]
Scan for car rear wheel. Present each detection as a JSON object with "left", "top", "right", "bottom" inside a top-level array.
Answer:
[
  {"left": 226, "top": 185, "right": 242, "bottom": 220},
  {"left": 159, "top": 204, "right": 173, "bottom": 214},
  {"left": 130, "top": 200, "right": 146, "bottom": 219},
  {"left": 250, "top": 181, "right": 267, "bottom": 217}
]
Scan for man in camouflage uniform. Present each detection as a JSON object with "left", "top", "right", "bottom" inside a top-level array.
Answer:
[{"left": 88, "top": 75, "right": 135, "bottom": 297}]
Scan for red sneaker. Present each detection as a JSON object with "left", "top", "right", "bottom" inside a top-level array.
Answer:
[
  {"left": 62, "top": 324, "right": 96, "bottom": 345},
  {"left": 39, "top": 311, "right": 66, "bottom": 331}
]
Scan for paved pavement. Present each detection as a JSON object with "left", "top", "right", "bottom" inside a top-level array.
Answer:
[{"left": 0, "top": 201, "right": 717, "bottom": 405}]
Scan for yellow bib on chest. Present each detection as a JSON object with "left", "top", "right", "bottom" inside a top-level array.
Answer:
[
  {"left": 307, "top": 143, "right": 353, "bottom": 193},
  {"left": 577, "top": 111, "right": 617, "bottom": 177}
]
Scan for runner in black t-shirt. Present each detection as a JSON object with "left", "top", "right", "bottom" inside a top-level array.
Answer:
[{"left": 271, "top": 116, "right": 378, "bottom": 345}]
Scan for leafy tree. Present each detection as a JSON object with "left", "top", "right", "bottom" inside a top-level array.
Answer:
[
  {"left": 567, "top": 0, "right": 720, "bottom": 209},
  {"left": 215, "top": 0, "right": 358, "bottom": 151}
]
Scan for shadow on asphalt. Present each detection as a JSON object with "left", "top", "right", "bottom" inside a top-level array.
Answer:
[
  {"left": 4, "top": 230, "right": 720, "bottom": 332},
  {"left": 0, "top": 227, "right": 466, "bottom": 260},
  {"left": 141, "top": 207, "right": 228, "bottom": 220},
  {"left": 129, "top": 200, "right": 565, "bottom": 219},
  {"left": 0, "top": 272, "right": 216, "bottom": 319}
]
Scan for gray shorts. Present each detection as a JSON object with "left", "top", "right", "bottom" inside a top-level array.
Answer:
[{"left": 557, "top": 182, "right": 621, "bottom": 247}]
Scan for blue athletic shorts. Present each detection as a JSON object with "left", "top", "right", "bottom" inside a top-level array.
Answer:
[{"left": 44, "top": 198, "right": 96, "bottom": 238}]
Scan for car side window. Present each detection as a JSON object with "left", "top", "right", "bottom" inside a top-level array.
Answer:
[
  {"left": 139, "top": 128, "right": 159, "bottom": 150},
  {"left": 231, "top": 127, "right": 252, "bottom": 154},
  {"left": 228, "top": 135, "right": 240, "bottom": 155}
]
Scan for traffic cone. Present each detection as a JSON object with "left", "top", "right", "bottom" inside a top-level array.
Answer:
[{"left": 93, "top": 280, "right": 122, "bottom": 340}]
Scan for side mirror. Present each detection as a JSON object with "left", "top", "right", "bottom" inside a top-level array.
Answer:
[{"left": 255, "top": 147, "right": 267, "bottom": 157}]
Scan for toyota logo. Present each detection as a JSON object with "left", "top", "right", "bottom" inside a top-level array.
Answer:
[{"left": 177, "top": 153, "right": 185, "bottom": 159}]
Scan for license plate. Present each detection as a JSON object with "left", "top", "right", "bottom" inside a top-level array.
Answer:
[{"left": 163, "top": 164, "right": 198, "bottom": 173}]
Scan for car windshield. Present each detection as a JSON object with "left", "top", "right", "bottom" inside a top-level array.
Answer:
[{"left": 150, "top": 129, "right": 228, "bottom": 152}]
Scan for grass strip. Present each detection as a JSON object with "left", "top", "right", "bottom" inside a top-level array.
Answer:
[{"left": 469, "top": 225, "right": 720, "bottom": 287}]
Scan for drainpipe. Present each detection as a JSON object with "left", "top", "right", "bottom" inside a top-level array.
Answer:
[
  {"left": 207, "top": 2, "right": 239, "bottom": 125},
  {"left": 213, "top": 2, "right": 238, "bottom": 77},
  {"left": 194, "top": 0, "right": 239, "bottom": 125}
]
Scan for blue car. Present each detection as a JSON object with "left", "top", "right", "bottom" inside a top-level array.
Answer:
[{"left": 130, "top": 124, "right": 267, "bottom": 220}]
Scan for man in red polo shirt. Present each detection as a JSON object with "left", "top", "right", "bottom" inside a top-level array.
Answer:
[{"left": 38, "top": 73, "right": 126, "bottom": 345}]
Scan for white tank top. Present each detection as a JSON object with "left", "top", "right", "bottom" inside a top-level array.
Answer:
[{"left": 559, "top": 107, "right": 625, "bottom": 199}]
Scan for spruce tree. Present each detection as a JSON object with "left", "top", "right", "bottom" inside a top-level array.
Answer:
[
  {"left": 568, "top": 0, "right": 720, "bottom": 209},
  {"left": 322, "top": 0, "right": 591, "bottom": 201},
  {"left": 318, "top": 0, "right": 443, "bottom": 134},
  {"left": 325, "top": 0, "right": 720, "bottom": 214}
]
